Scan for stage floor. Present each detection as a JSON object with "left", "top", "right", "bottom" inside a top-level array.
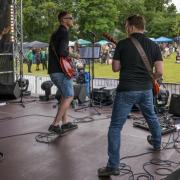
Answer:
[{"left": 0, "top": 97, "right": 180, "bottom": 180}]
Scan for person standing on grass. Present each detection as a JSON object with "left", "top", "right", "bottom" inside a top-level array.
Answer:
[
  {"left": 98, "top": 14, "right": 163, "bottom": 177},
  {"left": 40, "top": 48, "right": 47, "bottom": 70},
  {"left": 26, "top": 48, "right": 34, "bottom": 73},
  {"left": 35, "top": 49, "right": 41, "bottom": 71}
]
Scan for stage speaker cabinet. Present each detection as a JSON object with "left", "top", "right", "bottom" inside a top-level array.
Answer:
[
  {"left": 169, "top": 94, "right": 180, "bottom": 116},
  {"left": 93, "top": 86, "right": 116, "bottom": 106},
  {"left": 0, "top": 82, "right": 21, "bottom": 100}
]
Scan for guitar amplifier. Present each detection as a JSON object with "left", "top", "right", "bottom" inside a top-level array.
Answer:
[
  {"left": 169, "top": 94, "right": 180, "bottom": 116},
  {"left": 93, "top": 86, "right": 116, "bottom": 105}
]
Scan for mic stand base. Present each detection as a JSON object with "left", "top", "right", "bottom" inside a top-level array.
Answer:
[{"left": 75, "top": 99, "right": 101, "bottom": 115}]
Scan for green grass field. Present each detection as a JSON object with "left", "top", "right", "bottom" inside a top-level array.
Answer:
[{"left": 22, "top": 52, "right": 180, "bottom": 83}]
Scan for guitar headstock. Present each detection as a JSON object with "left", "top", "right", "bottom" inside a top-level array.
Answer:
[{"left": 102, "top": 32, "right": 117, "bottom": 45}]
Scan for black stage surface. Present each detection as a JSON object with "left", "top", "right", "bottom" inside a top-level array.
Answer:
[{"left": 0, "top": 97, "right": 180, "bottom": 180}]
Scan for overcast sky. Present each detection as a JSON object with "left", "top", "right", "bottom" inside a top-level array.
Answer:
[{"left": 172, "top": 0, "right": 180, "bottom": 12}]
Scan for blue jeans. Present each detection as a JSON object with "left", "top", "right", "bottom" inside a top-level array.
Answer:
[
  {"left": 107, "top": 90, "right": 161, "bottom": 168},
  {"left": 50, "top": 73, "right": 74, "bottom": 98}
]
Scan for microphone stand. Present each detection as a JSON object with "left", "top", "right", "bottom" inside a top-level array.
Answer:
[
  {"left": 10, "top": 0, "right": 25, "bottom": 108},
  {"left": 75, "top": 32, "right": 101, "bottom": 115}
]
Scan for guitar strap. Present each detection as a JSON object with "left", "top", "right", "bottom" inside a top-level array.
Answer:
[
  {"left": 130, "top": 36, "right": 154, "bottom": 81},
  {"left": 50, "top": 42, "right": 60, "bottom": 62},
  {"left": 50, "top": 41, "right": 78, "bottom": 60}
]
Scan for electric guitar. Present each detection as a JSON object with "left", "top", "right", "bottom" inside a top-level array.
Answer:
[
  {"left": 152, "top": 79, "right": 160, "bottom": 96},
  {"left": 59, "top": 56, "right": 76, "bottom": 79},
  {"left": 103, "top": 32, "right": 160, "bottom": 96}
]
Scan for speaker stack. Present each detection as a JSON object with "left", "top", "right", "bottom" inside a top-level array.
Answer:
[{"left": 0, "top": 1, "right": 19, "bottom": 100}]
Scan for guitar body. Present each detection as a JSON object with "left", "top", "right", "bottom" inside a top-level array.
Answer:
[
  {"left": 59, "top": 57, "right": 76, "bottom": 79},
  {"left": 153, "top": 80, "right": 160, "bottom": 96}
]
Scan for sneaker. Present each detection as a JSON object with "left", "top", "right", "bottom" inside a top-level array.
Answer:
[
  {"left": 147, "top": 135, "right": 161, "bottom": 151},
  {"left": 61, "top": 122, "right": 78, "bottom": 132},
  {"left": 48, "top": 125, "right": 64, "bottom": 134},
  {"left": 97, "top": 167, "right": 120, "bottom": 177}
]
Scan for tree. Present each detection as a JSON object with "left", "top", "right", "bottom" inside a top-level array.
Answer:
[
  {"left": 144, "top": 0, "right": 171, "bottom": 12},
  {"left": 173, "top": 13, "right": 180, "bottom": 36},
  {"left": 17, "top": 0, "right": 180, "bottom": 42},
  {"left": 76, "top": 0, "right": 118, "bottom": 41},
  {"left": 115, "top": 0, "right": 145, "bottom": 39},
  {"left": 22, "top": 1, "right": 60, "bottom": 41}
]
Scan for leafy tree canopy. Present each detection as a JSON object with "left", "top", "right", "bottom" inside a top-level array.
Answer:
[{"left": 17, "top": 0, "right": 180, "bottom": 42}]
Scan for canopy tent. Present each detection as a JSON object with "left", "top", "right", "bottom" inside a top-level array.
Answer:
[
  {"left": 149, "top": 37, "right": 156, "bottom": 41},
  {"left": 23, "top": 41, "right": 49, "bottom": 48},
  {"left": 77, "top": 39, "right": 91, "bottom": 45},
  {"left": 155, "top": 36, "right": 173, "bottom": 43},
  {"left": 174, "top": 36, "right": 180, "bottom": 41},
  {"left": 95, "top": 40, "right": 109, "bottom": 45}
]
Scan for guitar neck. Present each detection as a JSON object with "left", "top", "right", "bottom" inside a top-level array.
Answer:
[{"left": 102, "top": 32, "right": 117, "bottom": 45}]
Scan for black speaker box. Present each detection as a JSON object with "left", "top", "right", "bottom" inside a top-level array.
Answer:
[
  {"left": 0, "top": 82, "right": 21, "bottom": 100},
  {"left": 93, "top": 87, "right": 116, "bottom": 106},
  {"left": 169, "top": 94, "right": 180, "bottom": 116}
]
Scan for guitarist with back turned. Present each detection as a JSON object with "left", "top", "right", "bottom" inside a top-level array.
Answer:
[
  {"left": 98, "top": 15, "right": 163, "bottom": 177},
  {"left": 48, "top": 11, "right": 80, "bottom": 134}
]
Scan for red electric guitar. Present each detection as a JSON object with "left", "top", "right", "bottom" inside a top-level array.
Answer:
[
  {"left": 103, "top": 32, "right": 160, "bottom": 96},
  {"left": 59, "top": 56, "right": 76, "bottom": 79},
  {"left": 51, "top": 42, "right": 76, "bottom": 79}
]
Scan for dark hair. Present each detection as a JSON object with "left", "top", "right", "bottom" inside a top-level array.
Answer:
[
  {"left": 58, "top": 11, "right": 69, "bottom": 22},
  {"left": 126, "top": 15, "right": 145, "bottom": 30}
]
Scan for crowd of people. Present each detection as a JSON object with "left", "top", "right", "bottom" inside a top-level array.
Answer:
[
  {"left": 159, "top": 42, "right": 178, "bottom": 58},
  {"left": 23, "top": 38, "right": 116, "bottom": 74},
  {"left": 25, "top": 48, "right": 48, "bottom": 73},
  {"left": 23, "top": 37, "right": 180, "bottom": 75}
]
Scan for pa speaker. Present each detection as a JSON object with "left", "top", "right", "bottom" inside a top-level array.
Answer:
[
  {"left": 169, "top": 94, "right": 180, "bottom": 116},
  {"left": 0, "top": 82, "right": 21, "bottom": 100}
]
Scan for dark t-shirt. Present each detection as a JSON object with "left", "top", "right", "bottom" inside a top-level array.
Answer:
[
  {"left": 113, "top": 33, "right": 163, "bottom": 92},
  {"left": 48, "top": 25, "right": 69, "bottom": 74}
]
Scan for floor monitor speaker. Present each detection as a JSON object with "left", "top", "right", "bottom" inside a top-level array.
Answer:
[{"left": 0, "top": 82, "right": 21, "bottom": 100}]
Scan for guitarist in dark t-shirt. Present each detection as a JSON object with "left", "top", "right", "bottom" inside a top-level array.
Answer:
[
  {"left": 98, "top": 15, "right": 163, "bottom": 177},
  {"left": 48, "top": 11, "right": 80, "bottom": 134}
]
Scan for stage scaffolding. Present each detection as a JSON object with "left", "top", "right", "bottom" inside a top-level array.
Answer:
[
  {"left": 0, "top": 0, "right": 23, "bottom": 84},
  {"left": 12, "top": 0, "right": 24, "bottom": 81}
]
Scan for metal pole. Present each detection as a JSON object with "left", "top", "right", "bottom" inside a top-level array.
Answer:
[{"left": 20, "top": 0, "right": 23, "bottom": 77}]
